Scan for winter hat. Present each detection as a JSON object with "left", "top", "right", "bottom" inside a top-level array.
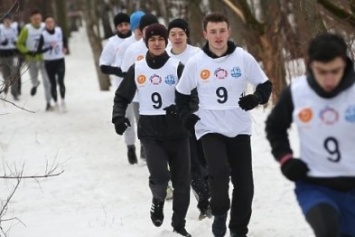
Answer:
[
  {"left": 139, "top": 13, "right": 158, "bottom": 31},
  {"left": 113, "top": 13, "right": 130, "bottom": 27},
  {"left": 144, "top": 23, "right": 168, "bottom": 47},
  {"left": 168, "top": 18, "right": 189, "bottom": 37},
  {"left": 3, "top": 13, "right": 12, "bottom": 20},
  {"left": 130, "top": 11, "right": 145, "bottom": 31}
]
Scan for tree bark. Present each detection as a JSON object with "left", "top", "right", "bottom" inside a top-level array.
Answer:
[{"left": 81, "top": 0, "right": 110, "bottom": 91}]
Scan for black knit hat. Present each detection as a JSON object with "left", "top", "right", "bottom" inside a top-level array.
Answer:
[
  {"left": 113, "top": 13, "right": 130, "bottom": 27},
  {"left": 168, "top": 18, "right": 189, "bottom": 37},
  {"left": 139, "top": 13, "right": 158, "bottom": 31},
  {"left": 144, "top": 23, "right": 168, "bottom": 47}
]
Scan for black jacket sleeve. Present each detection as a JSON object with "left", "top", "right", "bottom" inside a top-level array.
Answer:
[
  {"left": 100, "top": 65, "right": 125, "bottom": 77},
  {"left": 112, "top": 64, "right": 137, "bottom": 123},
  {"left": 36, "top": 35, "right": 51, "bottom": 54},
  {"left": 265, "top": 86, "right": 294, "bottom": 161},
  {"left": 254, "top": 80, "right": 272, "bottom": 104}
]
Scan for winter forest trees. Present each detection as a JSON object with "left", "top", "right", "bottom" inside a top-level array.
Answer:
[{"left": 1, "top": 0, "right": 355, "bottom": 98}]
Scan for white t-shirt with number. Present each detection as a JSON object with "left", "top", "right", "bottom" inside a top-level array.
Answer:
[
  {"left": 0, "top": 22, "right": 18, "bottom": 50},
  {"left": 135, "top": 57, "right": 180, "bottom": 115},
  {"left": 25, "top": 23, "right": 45, "bottom": 51},
  {"left": 41, "top": 27, "right": 64, "bottom": 60},
  {"left": 167, "top": 44, "right": 200, "bottom": 65},
  {"left": 121, "top": 38, "right": 148, "bottom": 102},
  {"left": 176, "top": 47, "right": 268, "bottom": 139},
  {"left": 291, "top": 76, "right": 355, "bottom": 177}
]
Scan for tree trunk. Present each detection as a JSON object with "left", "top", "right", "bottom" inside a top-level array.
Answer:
[
  {"left": 81, "top": 0, "right": 110, "bottom": 91},
  {"left": 101, "top": 1, "right": 114, "bottom": 39},
  {"left": 187, "top": 0, "right": 205, "bottom": 46}
]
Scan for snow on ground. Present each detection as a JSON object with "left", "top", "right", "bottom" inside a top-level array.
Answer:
[{"left": 0, "top": 27, "right": 313, "bottom": 237}]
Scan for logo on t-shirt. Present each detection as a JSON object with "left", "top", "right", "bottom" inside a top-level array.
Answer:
[
  {"left": 320, "top": 107, "right": 339, "bottom": 125},
  {"left": 214, "top": 68, "right": 228, "bottom": 79},
  {"left": 150, "top": 74, "right": 162, "bottom": 85},
  {"left": 200, "top": 69, "right": 210, "bottom": 80},
  {"left": 345, "top": 105, "right": 355, "bottom": 123},
  {"left": 137, "top": 55, "right": 144, "bottom": 61},
  {"left": 137, "top": 75, "right": 146, "bottom": 85},
  {"left": 165, "top": 74, "right": 176, "bottom": 86},
  {"left": 231, "top": 67, "right": 242, "bottom": 78},
  {"left": 298, "top": 108, "right": 313, "bottom": 123}
]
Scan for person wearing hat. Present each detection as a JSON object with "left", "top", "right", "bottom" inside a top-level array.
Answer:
[
  {"left": 0, "top": 13, "right": 21, "bottom": 100},
  {"left": 120, "top": 13, "right": 159, "bottom": 162},
  {"left": 112, "top": 23, "right": 192, "bottom": 237},
  {"left": 167, "top": 18, "right": 211, "bottom": 220},
  {"left": 99, "top": 12, "right": 138, "bottom": 163}
]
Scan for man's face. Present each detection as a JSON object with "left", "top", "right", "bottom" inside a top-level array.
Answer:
[
  {"left": 31, "top": 13, "right": 42, "bottom": 27},
  {"left": 203, "top": 21, "right": 230, "bottom": 52},
  {"left": 116, "top": 22, "right": 130, "bottom": 36},
  {"left": 147, "top": 35, "right": 166, "bottom": 56},
  {"left": 3, "top": 18, "right": 12, "bottom": 27},
  {"left": 45, "top": 17, "right": 55, "bottom": 30},
  {"left": 310, "top": 57, "right": 346, "bottom": 92},
  {"left": 169, "top": 28, "right": 187, "bottom": 49}
]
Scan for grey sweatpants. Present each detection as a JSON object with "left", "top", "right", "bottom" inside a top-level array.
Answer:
[
  {"left": 28, "top": 60, "right": 51, "bottom": 103},
  {"left": 124, "top": 103, "right": 136, "bottom": 146},
  {"left": 1, "top": 56, "right": 19, "bottom": 96}
]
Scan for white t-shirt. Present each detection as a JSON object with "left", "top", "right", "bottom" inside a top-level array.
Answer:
[
  {"left": 291, "top": 76, "right": 355, "bottom": 177},
  {"left": 41, "top": 27, "right": 64, "bottom": 60},
  {"left": 25, "top": 23, "right": 45, "bottom": 51},
  {"left": 135, "top": 58, "right": 180, "bottom": 115},
  {"left": 176, "top": 47, "right": 268, "bottom": 139},
  {"left": 167, "top": 44, "right": 200, "bottom": 65},
  {"left": 114, "top": 34, "right": 138, "bottom": 67},
  {"left": 121, "top": 38, "right": 148, "bottom": 102},
  {"left": 0, "top": 22, "right": 18, "bottom": 50}
]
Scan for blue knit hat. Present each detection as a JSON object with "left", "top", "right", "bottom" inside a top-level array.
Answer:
[{"left": 130, "top": 11, "right": 145, "bottom": 31}]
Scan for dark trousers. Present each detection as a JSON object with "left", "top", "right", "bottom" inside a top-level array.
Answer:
[
  {"left": 141, "top": 137, "right": 191, "bottom": 229},
  {"left": 44, "top": 58, "right": 65, "bottom": 102},
  {"left": 200, "top": 133, "right": 254, "bottom": 236},
  {"left": 189, "top": 134, "right": 210, "bottom": 211}
]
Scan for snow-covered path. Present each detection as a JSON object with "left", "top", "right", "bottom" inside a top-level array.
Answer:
[{"left": 0, "top": 28, "right": 313, "bottom": 237}]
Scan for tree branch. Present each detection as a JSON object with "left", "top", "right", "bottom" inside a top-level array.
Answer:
[{"left": 318, "top": 0, "right": 355, "bottom": 28}]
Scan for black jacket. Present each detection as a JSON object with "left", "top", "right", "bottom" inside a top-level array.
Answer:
[
  {"left": 112, "top": 51, "right": 189, "bottom": 141},
  {"left": 265, "top": 57, "right": 355, "bottom": 191}
]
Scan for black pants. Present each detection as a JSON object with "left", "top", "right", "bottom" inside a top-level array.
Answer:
[
  {"left": 141, "top": 137, "right": 191, "bottom": 229},
  {"left": 189, "top": 134, "right": 210, "bottom": 211},
  {"left": 44, "top": 58, "right": 65, "bottom": 102},
  {"left": 200, "top": 133, "right": 253, "bottom": 236}
]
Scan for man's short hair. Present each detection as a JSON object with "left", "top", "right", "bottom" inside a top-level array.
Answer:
[{"left": 203, "top": 12, "right": 229, "bottom": 31}]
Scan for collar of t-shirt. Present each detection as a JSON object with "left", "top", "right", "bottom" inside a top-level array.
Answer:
[
  {"left": 202, "top": 40, "right": 236, "bottom": 59},
  {"left": 306, "top": 57, "right": 355, "bottom": 98},
  {"left": 145, "top": 51, "right": 170, "bottom": 69},
  {"left": 45, "top": 28, "right": 55, "bottom": 35},
  {"left": 116, "top": 30, "right": 132, "bottom": 39}
]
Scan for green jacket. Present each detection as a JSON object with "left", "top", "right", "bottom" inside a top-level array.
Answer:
[{"left": 16, "top": 24, "right": 43, "bottom": 61}]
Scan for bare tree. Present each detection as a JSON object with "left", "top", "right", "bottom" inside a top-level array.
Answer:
[{"left": 80, "top": 0, "right": 111, "bottom": 90}]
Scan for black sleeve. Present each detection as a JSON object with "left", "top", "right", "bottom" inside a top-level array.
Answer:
[
  {"left": 63, "top": 35, "right": 68, "bottom": 49},
  {"left": 36, "top": 35, "right": 51, "bottom": 53},
  {"left": 177, "top": 62, "right": 184, "bottom": 78},
  {"left": 254, "top": 80, "right": 272, "bottom": 104},
  {"left": 265, "top": 86, "right": 294, "bottom": 161},
  {"left": 100, "top": 65, "right": 125, "bottom": 77},
  {"left": 112, "top": 64, "right": 137, "bottom": 123}
]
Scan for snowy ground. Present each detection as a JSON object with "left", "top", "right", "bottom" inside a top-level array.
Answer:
[{"left": 0, "top": 28, "right": 313, "bottom": 237}]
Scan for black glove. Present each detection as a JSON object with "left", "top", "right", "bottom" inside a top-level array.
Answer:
[
  {"left": 26, "top": 51, "right": 38, "bottom": 57},
  {"left": 182, "top": 113, "right": 200, "bottom": 131},
  {"left": 164, "top": 104, "right": 178, "bottom": 115},
  {"left": 238, "top": 94, "right": 261, "bottom": 111},
  {"left": 114, "top": 117, "right": 131, "bottom": 135},
  {"left": 1, "top": 39, "right": 8, "bottom": 46},
  {"left": 281, "top": 158, "right": 309, "bottom": 181}
]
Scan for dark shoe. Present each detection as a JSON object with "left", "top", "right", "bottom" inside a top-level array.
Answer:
[
  {"left": 150, "top": 198, "right": 164, "bottom": 227},
  {"left": 30, "top": 86, "right": 37, "bottom": 96},
  {"left": 45, "top": 103, "right": 53, "bottom": 111},
  {"left": 230, "top": 232, "right": 247, "bottom": 237},
  {"left": 212, "top": 214, "right": 227, "bottom": 237},
  {"left": 127, "top": 145, "right": 137, "bottom": 164},
  {"left": 198, "top": 205, "right": 212, "bottom": 220},
  {"left": 174, "top": 227, "right": 192, "bottom": 237}
]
